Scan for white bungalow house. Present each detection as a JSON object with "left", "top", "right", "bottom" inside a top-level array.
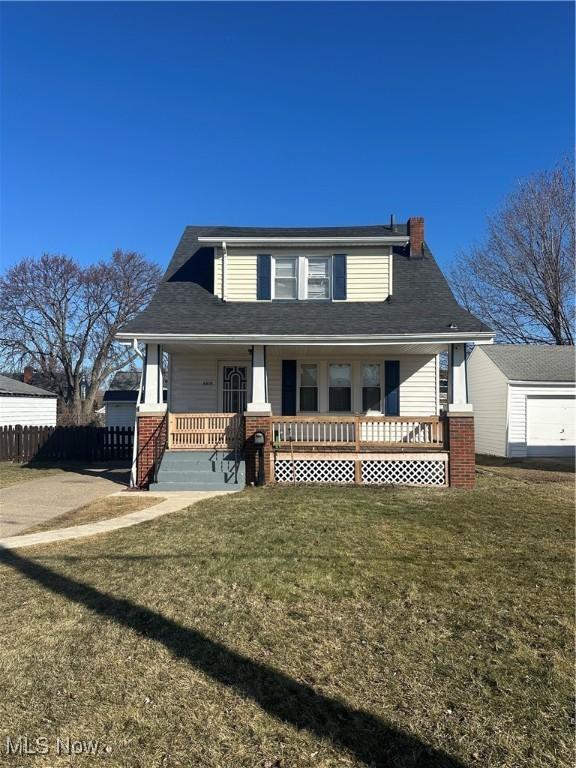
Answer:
[
  {"left": 117, "top": 219, "right": 493, "bottom": 490},
  {"left": 0, "top": 374, "right": 57, "bottom": 427},
  {"left": 468, "top": 344, "right": 575, "bottom": 458}
]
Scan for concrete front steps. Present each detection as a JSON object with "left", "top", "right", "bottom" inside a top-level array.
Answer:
[{"left": 149, "top": 450, "right": 245, "bottom": 492}]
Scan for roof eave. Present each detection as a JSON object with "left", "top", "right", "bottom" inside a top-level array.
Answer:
[
  {"left": 117, "top": 331, "right": 494, "bottom": 345},
  {"left": 197, "top": 236, "right": 409, "bottom": 246}
]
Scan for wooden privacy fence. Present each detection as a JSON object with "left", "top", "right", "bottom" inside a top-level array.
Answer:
[
  {"left": 272, "top": 415, "right": 444, "bottom": 448},
  {"left": 0, "top": 425, "right": 134, "bottom": 464}
]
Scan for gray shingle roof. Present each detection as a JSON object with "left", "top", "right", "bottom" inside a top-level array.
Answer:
[
  {"left": 104, "top": 370, "right": 168, "bottom": 402},
  {"left": 107, "top": 371, "right": 141, "bottom": 391},
  {"left": 482, "top": 345, "right": 575, "bottom": 382},
  {"left": 119, "top": 224, "right": 492, "bottom": 338},
  {"left": 0, "top": 374, "right": 57, "bottom": 398}
]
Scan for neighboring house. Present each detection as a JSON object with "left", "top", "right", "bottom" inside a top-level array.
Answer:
[
  {"left": 103, "top": 371, "right": 167, "bottom": 428},
  {"left": 103, "top": 371, "right": 141, "bottom": 429},
  {"left": 0, "top": 374, "right": 58, "bottom": 427},
  {"left": 468, "top": 345, "right": 575, "bottom": 458},
  {"left": 117, "top": 218, "right": 493, "bottom": 490}
]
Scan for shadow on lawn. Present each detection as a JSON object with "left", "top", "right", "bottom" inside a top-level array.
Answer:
[
  {"left": 23, "top": 462, "right": 130, "bottom": 486},
  {"left": 0, "top": 548, "right": 465, "bottom": 768}
]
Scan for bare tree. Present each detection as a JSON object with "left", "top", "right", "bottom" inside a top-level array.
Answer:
[
  {"left": 0, "top": 250, "right": 161, "bottom": 422},
  {"left": 451, "top": 159, "right": 574, "bottom": 345}
]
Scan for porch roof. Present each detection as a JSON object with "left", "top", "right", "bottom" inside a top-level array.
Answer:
[{"left": 118, "top": 244, "right": 492, "bottom": 341}]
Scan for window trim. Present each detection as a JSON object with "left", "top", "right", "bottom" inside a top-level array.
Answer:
[
  {"left": 298, "top": 362, "right": 319, "bottom": 413},
  {"left": 305, "top": 255, "right": 332, "bottom": 301},
  {"left": 292, "top": 360, "right": 396, "bottom": 415},
  {"left": 271, "top": 255, "right": 335, "bottom": 301},
  {"left": 327, "top": 362, "right": 353, "bottom": 414},
  {"left": 272, "top": 255, "right": 299, "bottom": 301},
  {"left": 361, "top": 362, "right": 383, "bottom": 413}
]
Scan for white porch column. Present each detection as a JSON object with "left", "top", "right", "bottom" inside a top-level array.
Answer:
[
  {"left": 447, "top": 343, "right": 473, "bottom": 412},
  {"left": 246, "top": 344, "right": 271, "bottom": 414},
  {"left": 140, "top": 343, "right": 166, "bottom": 412}
]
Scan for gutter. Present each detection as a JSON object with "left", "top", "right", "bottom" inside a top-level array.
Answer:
[
  {"left": 507, "top": 379, "right": 575, "bottom": 385},
  {"left": 116, "top": 331, "right": 495, "bottom": 345},
  {"left": 198, "top": 236, "right": 409, "bottom": 245}
]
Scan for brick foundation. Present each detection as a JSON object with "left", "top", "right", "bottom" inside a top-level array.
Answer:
[
  {"left": 447, "top": 414, "right": 476, "bottom": 489},
  {"left": 136, "top": 413, "right": 166, "bottom": 489},
  {"left": 244, "top": 414, "right": 273, "bottom": 486}
]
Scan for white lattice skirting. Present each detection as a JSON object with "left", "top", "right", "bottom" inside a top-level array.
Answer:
[
  {"left": 362, "top": 459, "right": 446, "bottom": 486},
  {"left": 274, "top": 457, "right": 447, "bottom": 486},
  {"left": 274, "top": 459, "right": 356, "bottom": 484}
]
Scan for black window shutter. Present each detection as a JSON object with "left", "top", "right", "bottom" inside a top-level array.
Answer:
[
  {"left": 281, "top": 360, "right": 297, "bottom": 415},
  {"left": 257, "top": 254, "right": 271, "bottom": 300},
  {"left": 384, "top": 361, "right": 400, "bottom": 416},
  {"left": 333, "top": 254, "right": 347, "bottom": 300}
]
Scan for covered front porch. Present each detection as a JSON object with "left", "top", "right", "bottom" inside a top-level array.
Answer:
[{"left": 135, "top": 339, "right": 476, "bottom": 488}]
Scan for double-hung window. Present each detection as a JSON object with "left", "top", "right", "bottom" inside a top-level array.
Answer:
[
  {"left": 274, "top": 257, "right": 298, "bottom": 299},
  {"left": 307, "top": 257, "right": 331, "bottom": 300},
  {"left": 272, "top": 256, "right": 333, "bottom": 300},
  {"left": 362, "top": 363, "right": 381, "bottom": 412},
  {"left": 299, "top": 364, "right": 318, "bottom": 411},
  {"left": 328, "top": 363, "right": 351, "bottom": 412}
]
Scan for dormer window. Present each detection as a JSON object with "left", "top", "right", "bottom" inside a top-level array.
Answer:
[
  {"left": 307, "top": 257, "right": 331, "bottom": 300},
  {"left": 257, "top": 253, "right": 347, "bottom": 301},
  {"left": 271, "top": 255, "right": 335, "bottom": 300},
  {"left": 274, "top": 257, "right": 298, "bottom": 299}
]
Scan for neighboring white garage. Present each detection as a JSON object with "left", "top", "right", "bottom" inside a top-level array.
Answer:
[
  {"left": 103, "top": 371, "right": 141, "bottom": 429},
  {"left": 468, "top": 345, "right": 575, "bottom": 458},
  {"left": 0, "top": 374, "right": 58, "bottom": 427},
  {"left": 103, "top": 370, "right": 167, "bottom": 429}
]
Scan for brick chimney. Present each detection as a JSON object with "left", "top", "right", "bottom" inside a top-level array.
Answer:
[
  {"left": 407, "top": 216, "right": 425, "bottom": 257},
  {"left": 23, "top": 366, "right": 34, "bottom": 384}
]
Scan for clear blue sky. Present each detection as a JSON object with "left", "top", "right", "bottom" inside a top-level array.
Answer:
[{"left": 1, "top": 1, "right": 573, "bottom": 273}]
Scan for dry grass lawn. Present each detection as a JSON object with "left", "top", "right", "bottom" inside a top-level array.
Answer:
[
  {"left": 22, "top": 495, "right": 165, "bottom": 534},
  {"left": 0, "top": 462, "right": 65, "bottom": 489},
  {"left": 0, "top": 461, "right": 573, "bottom": 768}
]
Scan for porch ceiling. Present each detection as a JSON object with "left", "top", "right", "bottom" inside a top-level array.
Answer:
[{"left": 161, "top": 342, "right": 452, "bottom": 356}]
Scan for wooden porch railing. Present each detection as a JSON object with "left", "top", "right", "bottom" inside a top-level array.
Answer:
[
  {"left": 272, "top": 415, "right": 444, "bottom": 448},
  {"left": 169, "top": 413, "right": 244, "bottom": 451}
]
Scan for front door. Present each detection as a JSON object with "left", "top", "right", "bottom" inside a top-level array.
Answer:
[{"left": 222, "top": 365, "right": 248, "bottom": 413}]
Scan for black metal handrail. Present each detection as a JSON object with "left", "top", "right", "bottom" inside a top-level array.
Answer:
[{"left": 151, "top": 411, "right": 168, "bottom": 485}]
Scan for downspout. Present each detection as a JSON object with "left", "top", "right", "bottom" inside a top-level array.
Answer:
[
  {"left": 130, "top": 339, "right": 145, "bottom": 488},
  {"left": 221, "top": 240, "right": 227, "bottom": 302}
]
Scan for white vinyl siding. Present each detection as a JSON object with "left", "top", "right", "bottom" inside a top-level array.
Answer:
[
  {"left": 508, "top": 383, "right": 575, "bottom": 458},
  {"left": 105, "top": 402, "right": 136, "bottom": 429},
  {"left": 214, "top": 247, "right": 391, "bottom": 302},
  {"left": 0, "top": 396, "right": 57, "bottom": 427},
  {"left": 346, "top": 250, "right": 390, "bottom": 301},
  {"left": 467, "top": 348, "right": 509, "bottom": 456},
  {"left": 169, "top": 353, "right": 251, "bottom": 413},
  {"left": 170, "top": 355, "right": 219, "bottom": 412},
  {"left": 223, "top": 253, "right": 258, "bottom": 301}
]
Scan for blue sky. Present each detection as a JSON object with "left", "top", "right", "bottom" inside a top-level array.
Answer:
[{"left": 1, "top": 1, "right": 573, "bottom": 273}]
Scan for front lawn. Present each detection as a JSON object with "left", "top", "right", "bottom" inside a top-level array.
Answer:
[
  {"left": 0, "top": 461, "right": 65, "bottom": 489},
  {"left": 21, "top": 494, "right": 166, "bottom": 534},
  {"left": 0, "top": 467, "right": 573, "bottom": 768}
]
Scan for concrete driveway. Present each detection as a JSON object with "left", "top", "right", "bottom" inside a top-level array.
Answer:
[{"left": 0, "top": 466, "right": 129, "bottom": 537}]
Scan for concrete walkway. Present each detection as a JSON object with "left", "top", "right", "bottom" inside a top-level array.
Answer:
[
  {"left": 0, "top": 466, "right": 129, "bottom": 537},
  {"left": 0, "top": 490, "right": 234, "bottom": 549}
]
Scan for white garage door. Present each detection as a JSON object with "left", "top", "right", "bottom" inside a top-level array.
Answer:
[{"left": 526, "top": 395, "right": 575, "bottom": 456}]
